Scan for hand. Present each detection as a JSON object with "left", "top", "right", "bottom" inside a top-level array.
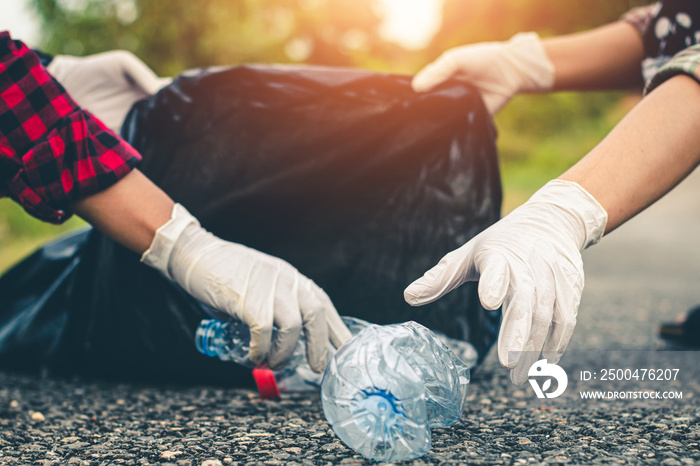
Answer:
[
  {"left": 142, "top": 204, "right": 352, "bottom": 372},
  {"left": 404, "top": 180, "right": 607, "bottom": 383},
  {"left": 411, "top": 32, "right": 555, "bottom": 114},
  {"left": 47, "top": 50, "right": 171, "bottom": 133}
]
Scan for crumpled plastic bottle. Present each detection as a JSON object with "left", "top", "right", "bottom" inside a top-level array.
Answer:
[
  {"left": 196, "top": 317, "right": 471, "bottom": 461},
  {"left": 320, "top": 321, "right": 470, "bottom": 462},
  {"left": 195, "top": 316, "right": 476, "bottom": 400}
]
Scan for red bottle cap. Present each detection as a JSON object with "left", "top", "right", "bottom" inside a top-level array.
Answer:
[{"left": 252, "top": 365, "right": 281, "bottom": 400}]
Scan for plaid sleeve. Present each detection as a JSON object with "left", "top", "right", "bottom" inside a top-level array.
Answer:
[
  {"left": 0, "top": 31, "right": 141, "bottom": 224},
  {"left": 621, "top": 4, "right": 658, "bottom": 38},
  {"left": 645, "top": 44, "right": 700, "bottom": 94}
]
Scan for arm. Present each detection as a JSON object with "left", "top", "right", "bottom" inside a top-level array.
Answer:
[
  {"left": 544, "top": 21, "right": 644, "bottom": 91},
  {"left": 412, "top": 20, "right": 645, "bottom": 112},
  {"left": 0, "top": 32, "right": 350, "bottom": 371},
  {"left": 71, "top": 168, "right": 352, "bottom": 371},
  {"left": 71, "top": 168, "right": 174, "bottom": 254},
  {"left": 406, "top": 74, "right": 700, "bottom": 382},
  {"left": 2, "top": 32, "right": 348, "bottom": 372},
  {"left": 561, "top": 74, "right": 700, "bottom": 232}
]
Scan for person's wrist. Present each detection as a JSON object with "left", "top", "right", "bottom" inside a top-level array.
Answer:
[
  {"left": 140, "top": 203, "right": 200, "bottom": 280},
  {"left": 506, "top": 32, "right": 555, "bottom": 93},
  {"left": 526, "top": 179, "right": 608, "bottom": 250}
]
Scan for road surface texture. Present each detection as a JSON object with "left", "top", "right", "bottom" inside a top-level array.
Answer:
[{"left": 2, "top": 169, "right": 700, "bottom": 465}]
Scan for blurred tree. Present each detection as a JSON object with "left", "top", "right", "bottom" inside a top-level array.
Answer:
[
  {"left": 431, "top": 0, "right": 653, "bottom": 54},
  {"left": 30, "top": 0, "right": 409, "bottom": 76},
  {"left": 30, "top": 1, "right": 654, "bottom": 76}
]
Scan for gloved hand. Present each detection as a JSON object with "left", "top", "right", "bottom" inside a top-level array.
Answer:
[
  {"left": 47, "top": 50, "right": 172, "bottom": 133},
  {"left": 404, "top": 180, "right": 607, "bottom": 383},
  {"left": 411, "top": 32, "right": 555, "bottom": 114},
  {"left": 142, "top": 204, "right": 352, "bottom": 372}
]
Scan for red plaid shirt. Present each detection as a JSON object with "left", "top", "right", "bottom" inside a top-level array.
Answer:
[{"left": 0, "top": 31, "right": 141, "bottom": 223}]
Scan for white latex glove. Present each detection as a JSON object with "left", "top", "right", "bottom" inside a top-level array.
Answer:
[
  {"left": 412, "top": 32, "right": 555, "bottom": 114},
  {"left": 47, "top": 50, "right": 173, "bottom": 133},
  {"left": 404, "top": 180, "right": 607, "bottom": 384},
  {"left": 141, "top": 204, "right": 352, "bottom": 372}
]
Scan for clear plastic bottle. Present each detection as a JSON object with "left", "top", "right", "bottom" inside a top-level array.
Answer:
[
  {"left": 320, "top": 321, "right": 470, "bottom": 462},
  {"left": 195, "top": 316, "right": 370, "bottom": 397},
  {"left": 195, "top": 316, "right": 475, "bottom": 411}
]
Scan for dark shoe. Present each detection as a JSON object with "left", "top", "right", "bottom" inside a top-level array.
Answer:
[{"left": 659, "top": 305, "right": 700, "bottom": 348}]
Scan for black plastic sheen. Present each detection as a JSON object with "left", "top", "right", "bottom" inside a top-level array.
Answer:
[{"left": 0, "top": 65, "right": 502, "bottom": 385}]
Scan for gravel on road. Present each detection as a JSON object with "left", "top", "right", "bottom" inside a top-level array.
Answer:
[
  {"left": 3, "top": 145, "right": 700, "bottom": 466},
  {"left": 0, "top": 362, "right": 698, "bottom": 465}
]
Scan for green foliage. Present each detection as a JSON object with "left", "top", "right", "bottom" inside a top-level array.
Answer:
[
  {"left": 0, "top": 200, "right": 86, "bottom": 275},
  {"left": 29, "top": 0, "right": 410, "bottom": 75},
  {"left": 495, "top": 92, "right": 641, "bottom": 211}
]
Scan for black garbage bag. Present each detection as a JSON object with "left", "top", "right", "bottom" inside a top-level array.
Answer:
[{"left": 0, "top": 65, "right": 501, "bottom": 386}]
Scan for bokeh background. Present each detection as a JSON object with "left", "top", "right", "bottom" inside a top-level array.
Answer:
[{"left": 0, "top": 0, "right": 650, "bottom": 274}]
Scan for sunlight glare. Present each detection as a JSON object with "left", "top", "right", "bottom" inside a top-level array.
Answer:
[{"left": 377, "top": 0, "right": 443, "bottom": 50}]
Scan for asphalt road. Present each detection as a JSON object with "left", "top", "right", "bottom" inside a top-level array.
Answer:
[{"left": 2, "top": 170, "right": 700, "bottom": 465}]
